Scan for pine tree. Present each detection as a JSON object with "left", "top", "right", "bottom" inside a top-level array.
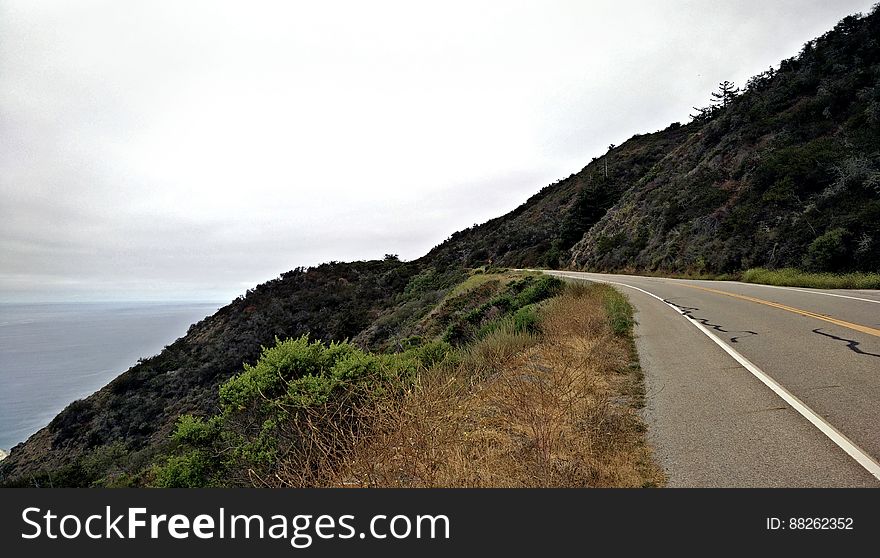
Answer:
[
  {"left": 691, "top": 80, "right": 741, "bottom": 122},
  {"left": 690, "top": 104, "right": 719, "bottom": 122},
  {"left": 710, "top": 80, "right": 740, "bottom": 107}
]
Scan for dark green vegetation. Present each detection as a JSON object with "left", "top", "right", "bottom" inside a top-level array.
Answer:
[{"left": 3, "top": 8, "right": 879, "bottom": 486}]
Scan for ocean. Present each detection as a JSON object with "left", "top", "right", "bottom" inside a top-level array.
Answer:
[{"left": 0, "top": 301, "right": 222, "bottom": 452}]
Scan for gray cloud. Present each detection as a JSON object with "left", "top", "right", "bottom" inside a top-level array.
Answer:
[{"left": 1, "top": 0, "right": 874, "bottom": 301}]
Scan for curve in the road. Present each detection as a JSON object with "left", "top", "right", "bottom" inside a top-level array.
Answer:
[
  {"left": 546, "top": 270, "right": 880, "bottom": 487},
  {"left": 584, "top": 275, "right": 880, "bottom": 481}
]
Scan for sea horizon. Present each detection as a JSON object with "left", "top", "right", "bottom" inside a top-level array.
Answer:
[{"left": 0, "top": 300, "right": 222, "bottom": 451}]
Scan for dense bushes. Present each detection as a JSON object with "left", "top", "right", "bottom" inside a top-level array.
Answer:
[
  {"left": 152, "top": 336, "right": 457, "bottom": 487},
  {"left": 154, "top": 330, "right": 516, "bottom": 486}
]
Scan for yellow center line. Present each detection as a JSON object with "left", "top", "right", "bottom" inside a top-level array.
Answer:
[{"left": 677, "top": 283, "right": 880, "bottom": 339}]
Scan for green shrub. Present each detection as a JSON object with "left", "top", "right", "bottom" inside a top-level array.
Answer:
[
  {"left": 170, "top": 415, "right": 218, "bottom": 445},
  {"left": 802, "top": 228, "right": 851, "bottom": 271},
  {"left": 464, "top": 306, "right": 487, "bottom": 324},
  {"left": 514, "top": 276, "right": 564, "bottom": 306},
  {"left": 442, "top": 275, "right": 561, "bottom": 345},
  {"left": 406, "top": 340, "right": 457, "bottom": 368},
  {"left": 148, "top": 415, "right": 226, "bottom": 487},
  {"left": 219, "top": 336, "right": 362, "bottom": 411},
  {"left": 475, "top": 304, "right": 542, "bottom": 339},
  {"left": 485, "top": 293, "right": 514, "bottom": 313},
  {"left": 151, "top": 335, "right": 457, "bottom": 487},
  {"left": 595, "top": 233, "right": 625, "bottom": 255},
  {"left": 754, "top": 137, "right": 844, "bottom": 194},
  {"left": 511, "top": 305, "right": 541, "bottom": 335},
  {"left": 443, "top": 322, "right": 471, "bottom": 345},
  {"left": 152, "top": 451, "right": 218, "bottom": 488}
]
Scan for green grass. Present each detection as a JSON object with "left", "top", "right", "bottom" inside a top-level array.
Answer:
[
  {"left": 442, "top": 269, "right": 540, "bottom": 300},
  {"left": 439, "top": 271, "right": 496, "bottom": 299},
  {"left": 599, "top": 286, "right": 635, "bottom": 337},
  {"left": 740, "top": 268, "right": 880, "bottom": 290}
]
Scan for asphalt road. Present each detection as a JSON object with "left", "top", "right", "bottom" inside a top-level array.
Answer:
[{"left": 546, "top": 271, "right": 880, "bottom": 487}]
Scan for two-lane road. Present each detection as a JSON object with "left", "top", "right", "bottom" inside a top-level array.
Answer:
[{"left": 546, "top": 271, "right": 880, "bottom": 487}]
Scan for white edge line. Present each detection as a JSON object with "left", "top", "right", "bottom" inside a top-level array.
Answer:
[
  {"left": 551, "top": 271, "right": 880, "bottom": 481},
  {"left": 586, "top": 273, "right": 880, "bottom": 305}
]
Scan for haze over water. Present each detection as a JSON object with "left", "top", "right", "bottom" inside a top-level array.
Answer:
[{"left": 0, "top": 302, "right": 221, "bottom": 451}]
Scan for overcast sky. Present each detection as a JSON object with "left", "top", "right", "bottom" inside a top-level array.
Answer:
[{"left": 1, "top": 0, "right": 875, "bottom": 302}]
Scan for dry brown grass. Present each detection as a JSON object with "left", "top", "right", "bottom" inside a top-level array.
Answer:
[{"left": 271, "top": 283, "right": 664, "bottom": 488}]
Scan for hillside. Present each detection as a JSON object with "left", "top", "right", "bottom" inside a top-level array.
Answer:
[
  {"left": 571, "top": 15, "right": 880, "bottom": 273},
  {"left": 430, "top": 9, "right": 880, "bottom": 274},
  {"left": 3, "top": 7, "right": 879, "bottom": 485},
  {"left": 0, "top": 259, "right": 453, "bottom": 482}
]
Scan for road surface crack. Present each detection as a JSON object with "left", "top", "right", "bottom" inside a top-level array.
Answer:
[
  {"left": 812, "top": 328, "right": 880, "bottom": 358},
  {"left": 808, "top": 384, "right": 842, "bottom": 391},
  {"left": 662, "top": 298, "right": 759, "bottom": 344}
]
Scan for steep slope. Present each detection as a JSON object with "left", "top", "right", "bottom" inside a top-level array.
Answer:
[
  {"left": 0, "top": 260, "right": 432, "bottom": 481},
  {"left": 422, "top": 124, "right": 692, "bottom": 269},
  {"left": 429, "top": 9, "right": 880, "bottom": 275},
  {"left": 3, "top": 7, "right": 879, "bottom": 485},
  {"left": 570, "top": 11, "right": 880, "bottom": 273}
]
